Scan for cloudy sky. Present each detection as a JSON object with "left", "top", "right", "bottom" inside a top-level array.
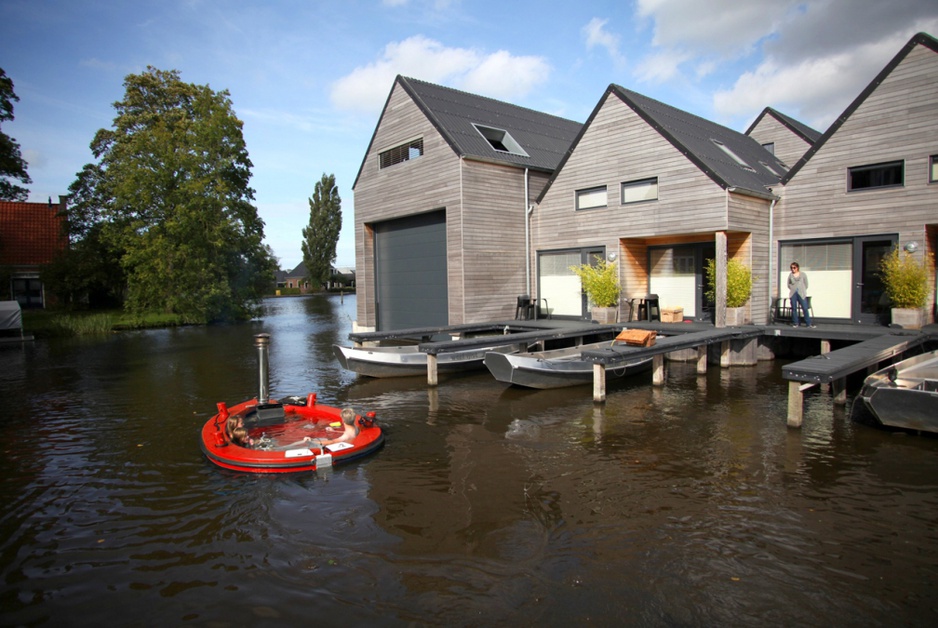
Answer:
[{"left": 2, "top": 0, "right": 936, "bottom": 271}]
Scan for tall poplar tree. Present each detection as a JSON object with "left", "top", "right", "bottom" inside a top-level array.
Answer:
[
  {"left": 0, "top": 67, "right": 31, "bottom": 201},
  {"left": 71, "top": 66, "right": 275, "bottom": 321},
  {"left": 301, "top": 173, "right": 342, "bottom": 289}
]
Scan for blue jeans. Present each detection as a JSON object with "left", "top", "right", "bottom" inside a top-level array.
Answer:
[{"left": 791, "top": 292, "right": 811, "bottom": 326}]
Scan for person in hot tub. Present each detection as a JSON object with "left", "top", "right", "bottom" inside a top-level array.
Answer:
[{"left": 304, "top": 407, "right": 359, "bottom": 449}]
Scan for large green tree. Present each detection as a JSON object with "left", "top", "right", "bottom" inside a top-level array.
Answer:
[
  {"left": 301, "top": 173, "right": 342, "bottom": 289},
  {"left": 0, "top": 67, "right": 31, "bottom": 201},
  {"left": 71, "top": 66, "right": 275, "bottom": 321}
]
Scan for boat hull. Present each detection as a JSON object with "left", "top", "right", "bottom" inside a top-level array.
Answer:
[
  {"left": 485, "top": 342, "right": 651, "bottom": 389},
  {"left": 855, "top": 350, "right": 938, "bottom": 433},
  {"left": 334, "top": 343, "right": 517, "bottom": 378},
  {"left": 200, "top": 395, "right": 384, "bottom": 473}
]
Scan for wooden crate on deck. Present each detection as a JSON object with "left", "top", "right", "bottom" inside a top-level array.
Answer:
[
  {"left": 661, "top": 307, "right": 684, "bottom": 323},
  {"left": 615, "top": 329, "right": 656, "bottom": 347}
]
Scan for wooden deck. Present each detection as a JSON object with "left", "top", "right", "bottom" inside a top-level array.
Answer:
[
  {"left": 341, "top": 319, "right": 938, "bottom": 426},
  {"left": 781, "top": 330, "right": 929, "bottom": 427}
]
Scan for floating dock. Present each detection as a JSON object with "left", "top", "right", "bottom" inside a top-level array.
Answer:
[{"left": 341, "top": 319, "right": 937, "bottom": 428}]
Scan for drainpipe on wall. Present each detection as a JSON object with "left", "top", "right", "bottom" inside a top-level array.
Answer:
[
  {"left": 767, "top": 196, "right": 777, "bottom": 320},
  {"left": 524, "top": 168, "right": 532, "bottom": 295}
]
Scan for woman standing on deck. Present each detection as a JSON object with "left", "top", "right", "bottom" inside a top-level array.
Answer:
[{"left": 787, "top": 262, "right": 816, "bottom": 328}]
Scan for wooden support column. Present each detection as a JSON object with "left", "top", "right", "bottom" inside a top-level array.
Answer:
[
  {"left": 696, "top": 346, "right": 707, "bottom": 374},
  {"left": 832, "top": 378, "right": 847, "bottom": 405},
  {"left": 787, "top": 381, "right": 816, "bottom": 427},
  {"left": 715, "top": 231, "right": 728, "bottom": 328},
  {"left": 787, "top": 380, "right": 803, "bottom": 427},
  {"left": 593, "top": 363, "right": 606, "bottom": 403},
  {"left": 652, "top": 354, "right": 665, "bottom": 386},
  {"left": 427, "top": 354, "right": 438, "bottom": 387},
  {"left": 821, "top": 339, "right": 831, "bottom": 354},
  {"left": 720, "top": 340, "right": 731, "bottom": 368}
]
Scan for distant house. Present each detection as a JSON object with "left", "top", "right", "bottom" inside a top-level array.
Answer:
[
  {"left": 351, "top": 33, "right": 937, "bottom": 330},
  {"left": 0, "top": 197, "right": 68, "bottom": 308},
  {"left": 284, "top": 262, "right": 311, "bottom": 293},
  {"left": 280, "top": 262, "right": 354, "bottom": 293}
]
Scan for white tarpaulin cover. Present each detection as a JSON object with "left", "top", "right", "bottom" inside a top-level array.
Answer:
[{"left": 1, "top": 301, "right": 23, "bottom": 332}]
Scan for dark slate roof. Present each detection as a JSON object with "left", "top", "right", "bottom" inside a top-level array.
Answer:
[
  {"left": 745, "top": 107, "right": 822, "bottom": 145},
  {"left": 782, "top": 32, "right": 938, "bottom": 184},
  {"left": 538, "top": 85, "right": 787, "bottom": 203},
  {"left": 353, "top": 76, "right": 582, "bottom": 188},
  {"left": 286, "top": 261, "right": 307, "bottom": 277}
]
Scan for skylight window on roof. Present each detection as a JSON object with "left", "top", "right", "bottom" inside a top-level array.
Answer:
[
  {"left": 712, "top": 139, "right": 755, "bottom": 172},
  {"left": 472, "top": 124, "right": 529, "bottom": 157},
  {"left": 759, "top": 161, "right": 780, "bottom": 177}
]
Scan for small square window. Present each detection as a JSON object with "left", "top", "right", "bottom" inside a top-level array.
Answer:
[
  {"left": 576, "top": 186, "right": 607, "bottom": 210},
  {"left": 621, "top": 178, "right": 658, "bottom": 204},
  {"left": 762, "top": 142, "right": 775, "bottom": 155},
  {"left": 848, "top": 161, "right": 903, "bottom": 191},
  {"left": 930, "top": 155, "right": 938, "bottom": 183},
  {"left": 379, "top": 138, "right": 423, "bottom": 169}
]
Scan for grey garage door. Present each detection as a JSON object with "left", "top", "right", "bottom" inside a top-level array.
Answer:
[{"left": 375, "top": 210, "right": 448, "bottom": 330}]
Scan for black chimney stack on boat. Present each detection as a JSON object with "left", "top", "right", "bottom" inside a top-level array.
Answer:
[{"left": 255, "top": 333, "right": 271, "bottom": 404}]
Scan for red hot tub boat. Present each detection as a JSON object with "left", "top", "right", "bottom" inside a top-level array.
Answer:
[
  {"left": 200, "top": 334, "right": 384, "bottom": 473},
  {"left": 200, "top": 393, "right": 384, "bottom": 473}
]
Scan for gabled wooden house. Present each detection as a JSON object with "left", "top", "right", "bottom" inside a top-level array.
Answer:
[
  {"left": 532, "top": 85, "right": 787, "bottom": 325},
  {"left": 745, "top": 107, "right": 821, "bottom": 172},
  {"left": 352, "top": 76, "right": 581, "bottom": 331},
  {"left": 776, "top": 32, "right": 938, "bottom": 325},
  {"left": 0, "top": 197, "right": 67, "bottom": 308}
]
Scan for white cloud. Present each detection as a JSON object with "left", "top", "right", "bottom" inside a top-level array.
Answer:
[
  {"left": 330, "top": 36, "right": 550, "bottom": 114},
  {"left": 633, "top": 48, "right": 693, "bottom": 83},
  {"left": 636, "top": 0, "right": 798, "bottom": 57},
  {"left": 712, "top": 14, "right": 938, "bottom": 130},
  {"left": 582, "top": 18, "right": 626, "bottom": 66}
]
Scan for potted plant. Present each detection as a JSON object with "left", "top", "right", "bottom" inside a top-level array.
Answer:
[
  {"left": 570, "top": 256, "right": 620, "bottom": 323},
  {"left": 705, "top": 258, "right": 753, "bottom": 326},
  {"left": 879, "top": 246, "right": 932, "bottom": 329}
]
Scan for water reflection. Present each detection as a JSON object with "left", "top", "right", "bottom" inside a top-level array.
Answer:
[{"left": 1, "top": 294, "right": 937, "bottom": 626}]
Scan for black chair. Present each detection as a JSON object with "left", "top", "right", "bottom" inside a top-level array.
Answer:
[
  {"left": 515, "top": 295, "right": 535, "bottom": 320},
  {"left": 773, "top": 296, "right": 813, "bottom": 323},
  {"left": 637, "top": 294, "right": 660, "bottom": 321}
]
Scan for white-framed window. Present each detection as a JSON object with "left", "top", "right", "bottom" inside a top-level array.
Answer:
[
  {"left": 929, "top": 155, "right": 938, "bottom": 183},
  {"left": 576, "top": 186, "right": 607, "bottom": 210},
  {"left": 848, "top": 160, "right": 903, "bottom": 191},
  {"left": 471, "top": 124, "right": 529, "bottom": 156},
  {"left": 621, "top": 177, "right": 658, "bottom": 204},
  {"left": 379, "top": 138, "right": 423, "bottom": 169}
]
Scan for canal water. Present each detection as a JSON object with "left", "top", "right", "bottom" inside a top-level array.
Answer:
[{"left": 1, "top": 295, "right": 937, "bottom": 626}]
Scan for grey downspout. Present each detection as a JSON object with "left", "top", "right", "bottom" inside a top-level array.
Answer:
[
  {"left": 524, "top": 168, "right": 532, "bottom": 295},
  {"left": 768, "top": 197, "right": 777, "bottom": 321}
]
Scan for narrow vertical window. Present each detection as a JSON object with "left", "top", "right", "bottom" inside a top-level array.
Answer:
[{"left": 930, "top": 155, "right": 938, "bottom": 183}]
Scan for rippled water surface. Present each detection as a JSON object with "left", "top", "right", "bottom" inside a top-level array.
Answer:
[{"left": 2, "top": 295, "right": 937, "bottom": 626}]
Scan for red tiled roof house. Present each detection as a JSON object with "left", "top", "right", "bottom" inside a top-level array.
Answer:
[{"left": 0, "top": 197, "right": 68, "bottom": 308}]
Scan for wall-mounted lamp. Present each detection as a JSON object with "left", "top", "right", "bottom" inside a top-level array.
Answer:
[
  {"left": 607, "top": 253, "right": 617, "bottom": 262},
  {"left": 904, "top": 241, "right": 919, "bottom": 253}
]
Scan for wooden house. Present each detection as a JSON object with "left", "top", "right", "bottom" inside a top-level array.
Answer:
[
  {"left": 776, "top": 32, "right": 938, "bottom": 325},
  {"left": 350, "top": 33, "right": 937, "bottom": 330},
  {"left": 351, "top": 76, "right": 581, "bottom": 331},
  {"left": 532, "top": 85, "right": 787, "bottom": 326}
]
